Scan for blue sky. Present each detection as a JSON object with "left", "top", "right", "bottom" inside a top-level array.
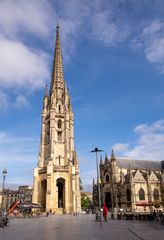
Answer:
[{"left": 0, "top": 0, "right": 164, "bottom": 191}]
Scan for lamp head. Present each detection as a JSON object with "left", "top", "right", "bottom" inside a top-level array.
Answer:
[
  {"left": 90, "top": 147, "right": 104, "bottom": 153},
  {"left": 3, "top": 169, "right": 7, "bottom": 177}
]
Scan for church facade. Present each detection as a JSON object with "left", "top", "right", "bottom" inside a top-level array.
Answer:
[
  {"left": 32, "top": 25, "right": 81, "bottom": 214},
  {"left": 93, "top": 150, "right": 164, "bottom": 213}
]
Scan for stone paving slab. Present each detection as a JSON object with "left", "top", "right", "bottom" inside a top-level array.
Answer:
[{"left": 0, "top": 214, "right": 163, "bottom": 240}]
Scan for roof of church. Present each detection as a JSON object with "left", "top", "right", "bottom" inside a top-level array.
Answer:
[{"left": 116, "top": 158, "right": 162, "bottom": 171}]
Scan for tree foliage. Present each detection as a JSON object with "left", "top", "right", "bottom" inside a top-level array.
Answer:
[{"left": 81, "top": 194, "right": 91, "bottom": 209}]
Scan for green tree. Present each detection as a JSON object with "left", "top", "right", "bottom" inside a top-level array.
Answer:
[{"left": 81, "top": 194, "right": 91, "bottom": 209}]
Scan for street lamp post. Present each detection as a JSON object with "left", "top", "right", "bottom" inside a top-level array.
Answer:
[
  {"left": 2, "top": 169, "right": 7, "bottom": 211},
  {"left": 91, "top": 147, "right": 103, "bottom": 226}
]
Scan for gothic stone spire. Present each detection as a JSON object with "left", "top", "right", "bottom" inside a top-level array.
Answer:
[{"left": 50, "top": 24, "right": 65, "bottom": 96}]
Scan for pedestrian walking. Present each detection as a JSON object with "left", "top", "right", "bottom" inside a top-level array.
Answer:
[
  {"left": 153, "top": 210, "right": 158, "bottom": 221},
  {"left": 95, "top": 208, "right": 100, "bottom": 221},
  {"left": 103, "top": 202, "right": 108, "bottom": 222},
  {"left": 159, "top": 210, "right": 164, "bottom": 224}
]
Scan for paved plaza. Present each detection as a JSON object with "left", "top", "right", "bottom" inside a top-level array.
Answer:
[{"left": 0, "top": 214, "right": 164, "bottom": 240}]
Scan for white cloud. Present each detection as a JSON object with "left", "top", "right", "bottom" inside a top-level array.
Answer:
[
  {"left": 0, "top": 0, "right": 53, "bottom": 38},
  {"left": 54, "top": 1, "right": 90, "bottom": 63},
  {"left": 0, "top": 37, "right": 50, "bottom": 90},
  {"left": 145, "top": 38, "right": 164, "bottom": 67},
  {"left": 112, "top": 143, "right": 130, "bottom": 153},
  {"left": 132, "top": 20, "right": 164, "bottom": 72},
  {"left": 0, "top": 131, "right": 9, "bottom": 142},
  {"left": 0, "top": 0, "right": 88, "bottom": 102},
  {"left": 0, "top": 91, "right": 10, "bottom": 111},
  {"left": 58, "top": 19, "right": 80, "bottom": 63},
  {"left": 0, "top": 131, "right": 37, "bottom": 189},
  {"left": 114, "top": 119, "right": 164, "bottom": 160},
  {"left": 14, "top": 94, "right": 30, "bottom": 109},
  {"left": 0, "top": 0, "right": 53, "bottom": 109},
  {"left": 134, "top": 120, "right": 164, "bottom": 134},
  {"left": 56, "top": 1, "right": 164, "bottom": 75},
  {"left": 0, "top": 131, "right": 38, "bottom": 147},
  {"left": 90, "top": 9, "right": 130, "bottom": 46},
  {"left": 81, "top": 169, "right": 96, "bottom": 192},
  {"left": 0, "top": 91, "right": 31, "bottom": 110},
  {"left": 53, "top": 1, "right": 131, "bottom": 59},
  {"left": 142, "top": 20, "right": 164, "bottom": 37}
]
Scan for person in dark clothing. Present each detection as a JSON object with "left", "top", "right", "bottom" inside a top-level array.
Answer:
[
  {"left": 159, "top": 210, "right": 164, "bottom": 224},
  {"left": 95, "top": 209, "right": 100, "bottom": 221},
  {"left": 153, "top": 210, "right": 158, "bottom": 221}
]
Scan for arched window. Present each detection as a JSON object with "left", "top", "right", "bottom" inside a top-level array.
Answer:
[
  {"left": 126, "top": 189, "right": 131, "bottom": 202},
  {"left": 46, "top": 121, "right": 50, "bottom": 144},
  {"left": 105, "top": 174, "right": 110, "bottom": 182},
  {"left": 57, "top": 119, "right": 62, "bottom": 128},
  {"left": 57, "top": 131, "right": 62, "bottom": 141},
  {"left": 153, "top": 189, "right": 159, "bottom": 201},
  {"left": 139, "top": 188, "right": 145, "bottom": 200},
  {"left": 47, "top": 121, "right": 50, "bottom": 134}
]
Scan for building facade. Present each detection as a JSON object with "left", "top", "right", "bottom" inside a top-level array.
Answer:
[
  {"left": 0, "top": 185, "right": 33, "bottom": 211},
  {"left": 18, "top": 185, "right": 33, "bottom": 204},
  {"left": 4, "top": 189, "right": 19, "bottom": 210},
  {"left": 93, "top": 150, "right": 164, "bottom": 213},
  {"left": 32, "top": 25, "right": 81, "bottom": 214},
  {"left": 0, "top": 188, "right": 2, "bottom": 209}
]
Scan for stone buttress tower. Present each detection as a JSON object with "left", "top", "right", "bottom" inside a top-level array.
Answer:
[{"left": 32, "top": 25, "right": 81, "bottom": 213}]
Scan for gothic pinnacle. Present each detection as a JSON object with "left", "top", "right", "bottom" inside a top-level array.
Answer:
[
  {"left": 111, "top": 148, "right": 116, "bottom": 160},
  {"left": 44, "top": 84, "right": 48, "bottom": 97}
]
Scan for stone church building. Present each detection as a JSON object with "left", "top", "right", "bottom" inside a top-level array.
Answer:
[
  {"left": 32, "top": 25, "right": 81, "bottom": 214},
  {"left": 93, "top": 150, "right": 164, "bottom": 213}
]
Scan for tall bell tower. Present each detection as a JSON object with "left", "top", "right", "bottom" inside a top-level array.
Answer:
[{"left": 32, "top": 24, "right": 81, "bottom": 213}]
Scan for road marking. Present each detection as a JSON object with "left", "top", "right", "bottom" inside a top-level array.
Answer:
[{"left": 127, "top": 228, "right": 145, "bottom": 240}]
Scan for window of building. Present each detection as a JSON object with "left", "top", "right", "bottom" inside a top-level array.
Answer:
[
  {"left": 57, "top": 131, "right": 62, "bottom": 141},
  {"left": 139, "top": 188, "right": 145, "bottom": 200},
  {"left": 58, "top": 119, "right": 62, "bottom": 128},
  {"left": 47, "top": 121, "right": 50, "bottom": 135},
  {"left": 105, "top": 174, "right": 110, "bottom": 182},
  {"left": 46, "top": 121, "right": 50, "bottom": 144},
  {"left": 126, "top": 189, "right": 131, "bottom": 202},
  {"left": 59, "top": 155, "right": 61, "bottom": 165},
  {"left": 153, "top": 189, "right": 159, "bottom": 201}
]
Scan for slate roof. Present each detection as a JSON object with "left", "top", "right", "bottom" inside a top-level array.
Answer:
[{"left": 116, "top": 158, "right": 162, "bottom": 171}]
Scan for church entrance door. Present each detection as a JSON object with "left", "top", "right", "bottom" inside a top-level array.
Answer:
[
  {"left": 105, "top": 192, "right": 112, "bottom": 210},
  {"left": 56, "top": 178, "right": 65, "bottom": 208},
  {"left": 41, "top": 179, "right": 47, "bottom": 210}
]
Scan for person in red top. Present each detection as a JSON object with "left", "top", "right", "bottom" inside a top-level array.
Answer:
[{"left": 103, "top": 202, "right": 108, "bottom": 222}]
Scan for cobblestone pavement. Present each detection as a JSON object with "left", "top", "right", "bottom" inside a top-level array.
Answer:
[{"left": 0, "top": 214, "right": 164, "bottom": 240}]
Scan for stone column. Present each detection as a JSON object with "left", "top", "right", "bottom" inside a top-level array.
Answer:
[{"left": 32, "top": 167, "right": 39, "bottom": 204}]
